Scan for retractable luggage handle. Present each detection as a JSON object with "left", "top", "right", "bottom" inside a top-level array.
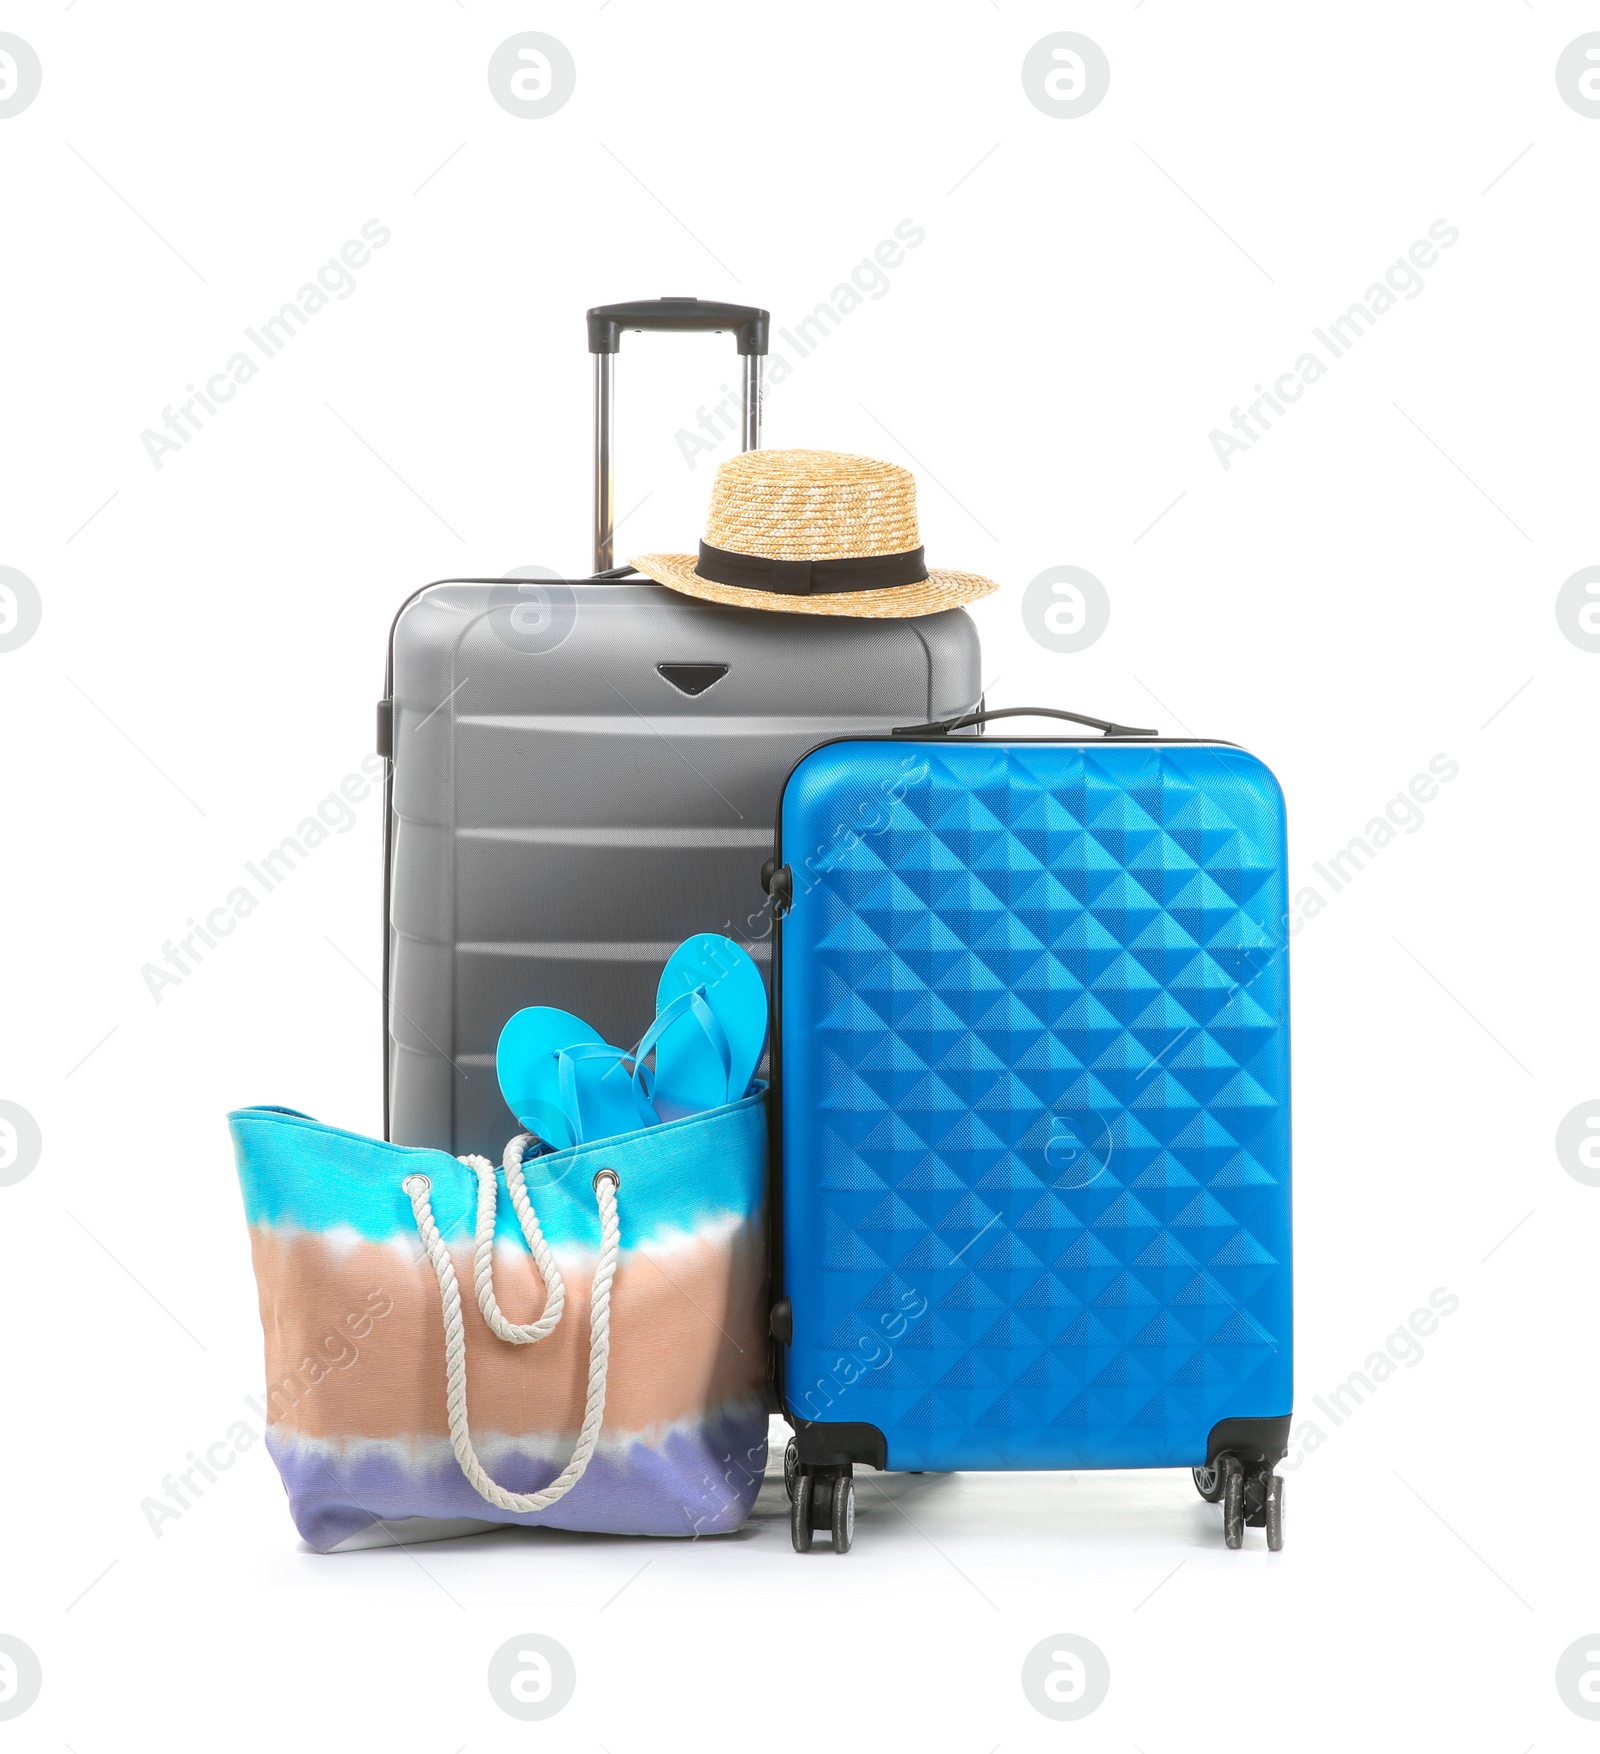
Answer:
[
  {"left": 588, "top": 297, "right": 770, "bottom": 573},
  {"left": 893, "top": 706, "right": 1158, "bottom": 738}
]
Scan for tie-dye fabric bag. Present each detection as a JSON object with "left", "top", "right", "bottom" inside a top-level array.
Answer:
[{"left": 228, "top": 1094, "right": 768, "bottom": 1551}]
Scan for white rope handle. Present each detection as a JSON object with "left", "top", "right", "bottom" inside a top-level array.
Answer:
[
  {"left": 458, "top": 1133, "right": 566, "bottom": 1343},
  {"left": 404, "top": 1160, "right": 621, "bottom": 1514}
]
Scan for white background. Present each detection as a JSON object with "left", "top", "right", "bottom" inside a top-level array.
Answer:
[{"left": 2, "top": 2, "right": 1597, "bottom": 1747}]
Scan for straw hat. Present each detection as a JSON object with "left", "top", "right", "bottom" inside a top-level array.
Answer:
[{"left": 630, "top": 449, "right": 998, "bottom": 618}]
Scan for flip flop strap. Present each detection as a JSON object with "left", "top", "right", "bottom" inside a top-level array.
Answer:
[
  {"left": 556, "top": 1042, "right": 657, "bottom": 1144},
  {"left": 632, "top": 985, "right": 734, "bottom": 1109}
]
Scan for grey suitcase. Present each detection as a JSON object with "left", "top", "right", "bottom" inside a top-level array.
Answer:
[{"left": 381, "top": 298, "right": 983, "bottom": 1155}]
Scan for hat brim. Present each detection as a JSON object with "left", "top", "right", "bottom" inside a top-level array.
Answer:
[{"left": 628, "top": 553, "right": 998, "bottom": 619}]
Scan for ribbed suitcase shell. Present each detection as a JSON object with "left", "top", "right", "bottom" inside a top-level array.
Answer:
[
  {"left": 775, "top": 736, "right": 1292, "bottom": 1471},
  {"left": 385, "top": 580, "right": 980, "bottom": 1155}
]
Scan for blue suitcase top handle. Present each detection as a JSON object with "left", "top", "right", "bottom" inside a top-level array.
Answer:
[{"left": 893, "top": 705, "right": 1158, "bottom": 739}]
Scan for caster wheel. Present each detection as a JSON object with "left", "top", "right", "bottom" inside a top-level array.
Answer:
[
  {"left": 1192, "top": 1462, "right": 1224, "bottom": 1503},
  {"left": 831, "top": 1474, "right": 855, "bottom": 1553},
  {"left": 1264, "top": 1474, "right": 1284, "bottom": 1551},
  {"left": 1221, "top": 1456, "right": 1245, "bottom": 1550},
  {"left": 783, "top": 1437, "right": 798, "bottom": 1503},
  {"left": 1244, "top": 1470, "right": 1269, "bottom": 1528},
  {"left": 790, "top": 1471, "right": 814, "bottom": 1553}
]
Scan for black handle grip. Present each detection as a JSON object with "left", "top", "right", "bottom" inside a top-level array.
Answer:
[
  {"left": 586, "top": 297, "right": 769, "bottom": 356},
  {"left": 893, "top": 706, "right": 1158, "bottom": 738}
]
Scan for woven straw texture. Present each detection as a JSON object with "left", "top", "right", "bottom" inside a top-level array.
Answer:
[{"left": 631, "top": 448, "right": 997, "bottom": 619}]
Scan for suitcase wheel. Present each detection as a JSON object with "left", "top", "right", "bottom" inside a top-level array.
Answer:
[
  {"left": 1212, "top": 1454, "right": 1284, "bottom": 1551},
  {"left": 831, "top": 1474, "right": 855, "bottom": 1554},
  {"left": 783, "top": 1438, "right": 798, "bottom": 1503},
  {"left": 1221, "top": 1455, "right": 1246, "bottom": 1548},
  {"left": 1264, "top": 1473, "right": 1284, "bottom": 1552},
  {"left": 1244, "top": 1471, "right": 1271, "bottom": 1528},
  {"left": 790, "top": 1471, "right": 815, "bottom": 1553},
  {"left": 1192, "top": 1462, "right": 1225, "bottom": 1503},
  {"left": 789, "top": 1463, "right": 854, "bottom": 1555}
]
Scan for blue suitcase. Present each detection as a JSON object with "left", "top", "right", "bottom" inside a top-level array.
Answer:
[{"left": 764, "top": 708, "right": 1292, "bottom": 1552}]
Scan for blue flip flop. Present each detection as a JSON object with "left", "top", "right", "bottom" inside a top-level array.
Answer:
[
  {"left": 496, "top": 1006, "right": 656, "bottom": 1148},
  {"left": 644, "top": 934, "right": 768, "bottom": 1121}
]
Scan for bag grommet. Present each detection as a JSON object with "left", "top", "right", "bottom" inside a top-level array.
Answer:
[
  {"left": 592, "top": 1168, "right": 620, "bottom": 1192},
  {"left": 403, "top": 1174, "right": 431, "bottom": 1197}
]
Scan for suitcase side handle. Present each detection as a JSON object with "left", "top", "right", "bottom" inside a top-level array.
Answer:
[
  {"left": 893, "top": 706, "right": 1159, "bottom": 738},
  {"left": 589, "top": 298, "right": 769, "bottom": 573}
]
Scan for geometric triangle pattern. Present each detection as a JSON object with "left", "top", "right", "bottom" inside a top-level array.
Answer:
[{"left": 780, "top": 741, "right": 1292, "bottom": 1471}]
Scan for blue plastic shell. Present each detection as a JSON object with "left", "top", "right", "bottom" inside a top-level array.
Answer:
[{"left": 778, "top": 740, "right": 1292, "bottom": 1471}]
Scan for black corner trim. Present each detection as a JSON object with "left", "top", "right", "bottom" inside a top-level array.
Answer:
[
  {"left": 376, "top": 698, "right": 393, "bottom": 759},
  {"left": 790, "top": 1416, "right": 887, "bottom": 1471},
  {"left": 1205, "top": 1414, "right": 1291, "bottom": 1470}
]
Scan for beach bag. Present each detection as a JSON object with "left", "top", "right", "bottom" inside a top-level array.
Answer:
[{"left": 228, "top": 1093, "right": 768, "bottom": 1551}]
